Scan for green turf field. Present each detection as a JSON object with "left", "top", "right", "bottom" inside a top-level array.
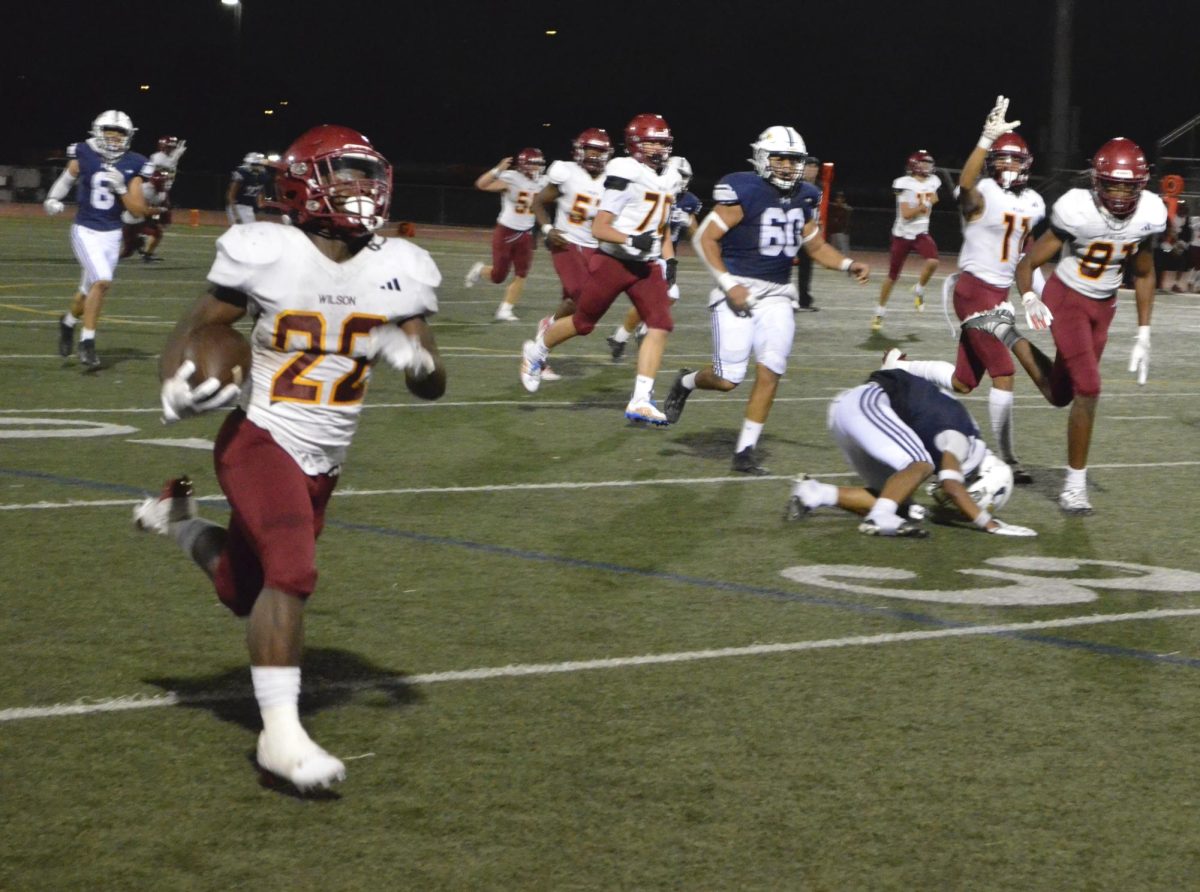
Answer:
[{"left": 2, "top": 215, "right": 1200, "bottom": 890}]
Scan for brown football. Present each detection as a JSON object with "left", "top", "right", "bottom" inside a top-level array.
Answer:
[{"left": 182, "top": 323, "right": 252, "bottom": 388}]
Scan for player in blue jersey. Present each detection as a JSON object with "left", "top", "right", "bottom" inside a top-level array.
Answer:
[
  {"left": 226, "top": 153, "right": 272, "bottom": 224},
  {"left": 43, "top": 110, "right": 156, "bottom": 369},
  {"left": 784, "top": 368, "right": 1036, "bottom": 537},
  {"left": 664, "top": 126, "right": 869, "bottom": 474},
  {"left": 606, "top": 155, "right": 702, "bottom": 359}
]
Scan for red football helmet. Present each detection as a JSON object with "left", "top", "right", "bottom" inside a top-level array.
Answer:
[
  {"left": 986, "top": 132, "right": 1033, "bottom": 192},
  {"left": 1090, "top": 137, "right": 1149, "bottom": 218},
  {"left": 906, "top": 150, "right": 935, "bottom": 178},
  {"left": 269, "top": 124, "right": 392, "bottom": 236},
  {"left": 624, "top": 113, "right": 673, "bottom": 172},
  {"left": 573, "top": 128, "right": 613, "bottom": 175},
  {"left": 157, "top": 135, "right": 180, "bottom": 154},
  {"left": 516, "top": 147, "right": 546, "bottom": 179}
]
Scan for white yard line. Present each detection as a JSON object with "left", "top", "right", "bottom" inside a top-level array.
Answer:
[{"left": 3, "top": 607, "right": 1196, "bottom": 724}]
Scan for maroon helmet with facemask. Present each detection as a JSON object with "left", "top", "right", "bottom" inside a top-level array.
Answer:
[
  {"left": 268, "top": 124, "right": 392, "bottom": 237},
  {"left": 906, "top": 150, "right": 935, "bottom": 177},
  {"left": 624, "top": 114, "right": 673, "bottom": 172},
  {"left": 157, "top": 135, "right": 180, "bottom": 154},
  {"left": 572, "top": 128, "right": 613, "bottom": 175},
  {"left": 1090, "top": 137, "right": 1149, "bottom": 218},
  {"left": 986, "top": 132, "right": 1033, "bottom": 192},
  {"left": 515, "top": 147, "right": 546, "bottom": 179}
]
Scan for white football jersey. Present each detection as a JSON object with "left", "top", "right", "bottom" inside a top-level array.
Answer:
[
  {"left": 207, "top": 223, "right": 440, "bottom": 475},
  {"left": 1190, "top": 215, "right": 1200, "bottom": 248},
  {"left": 546, "top": 159, "right": 605, "bottom": 248},
  {"left": 958, "top": 178, "right": 1046, "bottom": 287},
  {"left": 598, "top": 156, "right": 682, "bottom": 261},
  {"left": 1050, "top": 188, "right": 1168, "bottom": 298},
  {"left": 495, "top": 169, "right": 547, "bottom": 231},
  {"left": 891, "top": 174, "right": 941, "bottom": 238}
]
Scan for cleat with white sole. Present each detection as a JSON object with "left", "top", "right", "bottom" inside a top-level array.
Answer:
[
  {"left": 256, "top": 730, "right": 345, "bottom": 792},
  {"left": 624, "top": 398, "right": 668, "bottom": 426},
  {"left": 133, "top": 476, "right": 196, "bottom": 534},
  {"left": 520, "top": 340, "right": 544, "bottom": 392}
]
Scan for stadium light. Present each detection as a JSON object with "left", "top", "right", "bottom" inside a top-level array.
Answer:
[
  {"left": 221, "top": 0, "right": 239, "bottom": 7},
  {"left": 545, "top": 29, "right": 557, "bottom": 35}
]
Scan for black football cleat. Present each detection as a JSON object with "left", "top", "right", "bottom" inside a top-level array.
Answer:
[
  {"left": 732, "top": 446, "right": 768, "bottom": 476},
  {"left": 605, "top": 335, "right": 626, "bottom": 361},
  {"left": 663, "top": 369, "right": 694, "bottom": 424},
  {"left": 78, "top": 339, "right": 101, "bottom": 370},
  {"left": 58, "top": 315, "right": 75, "bottom": 357}
]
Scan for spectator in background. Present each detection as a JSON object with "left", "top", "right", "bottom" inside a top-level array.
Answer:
[
  {"left": 43, "top": 109, "right": 157, "bottom": 369},
  {"left": 1157, "top": 198, "right": 1191, "bottom": 293},
  {"left": 826, "top": 191, "right": 852, "bottom": 255},
  {"left": 793, "top": 156, "right": 823, "bottom": 311},
  {"left": 226, "top": 152, "right": 271, "bottom": 225},
  {"left": 1186, "top": 204, "right": 1200, "bottom": 293}
]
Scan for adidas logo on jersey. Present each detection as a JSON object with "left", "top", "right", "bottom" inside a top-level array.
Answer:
[{"left": 380, "top": 278, "right": 403, "bottom": 291}]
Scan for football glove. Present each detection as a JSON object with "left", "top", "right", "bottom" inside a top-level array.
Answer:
[
  {"left": 366, "top": 325, "right": 436, "bottom": 379},
  {"left": 627, "top": 231, "right": 655, "bottom": 252},
  {"left": 978, "top": 95, "right": 1020, "bottom": 149},
  {"left": 986, "top": 519, "right": 1037, "bottom": 537},
  {"left": 667, "top": 283, "right": 680, "bottom": 301},
  {"left": 102, "top": 169, "right": 127, "bottom": 195},
  {"left": 665, "top": 258, "right": 678, "bottom": 286},
  {"left": 160, "top": 360, "right": 241, "bottom": 424},
  {"left": 1128, "top": 326, "right": 1150, "bottom": 386},
  {"left": 43, "top": 198, "right": 64, "bottom": 215},
  {"left": 1021, "top": 290, "right": 1053, "bottom": 330},
  {"left": 726, "top": 292, "right": 758, "bottom": 317}
]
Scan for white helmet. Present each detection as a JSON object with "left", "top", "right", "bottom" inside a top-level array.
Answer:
[
  {"left": 929, "top": 450, "right": 1014, "bottom": 517},
  {"left": 667, "top": 155, "right": 692, "bottom": 192},
  {"left": 750, "top": 125, "right": 807, "bottom": 189},
  {"left": 91, "top": 110, "right": 135, "bottom": 162},
  {"left": 966, "top": 452, "right": 1014, "bottom": 513},
  {"left": 242, "top": 152, "right": 267, "bottom": 168}
]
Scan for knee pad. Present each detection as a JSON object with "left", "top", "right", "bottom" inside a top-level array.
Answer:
[{"left": 571, "top": 310, "right": 598, "bottom": 336}]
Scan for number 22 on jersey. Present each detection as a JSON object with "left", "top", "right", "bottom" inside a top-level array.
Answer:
[{"left": 270, "top": 311, "right": 385, "bottom": 405}]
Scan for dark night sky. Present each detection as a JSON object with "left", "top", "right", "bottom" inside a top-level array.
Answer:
[{"left": 5, "top": 0, "right": 1196, "bottom": 194}]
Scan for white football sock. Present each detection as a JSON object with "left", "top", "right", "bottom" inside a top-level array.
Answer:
[
  {"left": 251, "top": 666, "right": 304, "bottom": 738},
  {"left": 632, "top": 374, "right": 654, "bottom": 402},
  {"left": 532, "top": 334, "right": 550, "bottom": 360},
  {"left": 81, "top": 327, "right": 96, "bottom": 342},
  {"left": 736, "top": 420, "right": 763, "bottom": 452},
  {"left": 988, "top": 388, "right": 1015, "bottom": 461},
  {"left": 63, "top": 312, "right": 79, "bottom": 327},
  {"left": 611, "top": 326, "right": 631, "bottom": 344},
  {"left": 1065, "top": 467, "right": 1087, "bottom": 490},
  {"left": 681, "top": 371, "right": 698, "bottom": 391},
  {"left": 903, "top": 359, "right": 955, "bottom": 390}
]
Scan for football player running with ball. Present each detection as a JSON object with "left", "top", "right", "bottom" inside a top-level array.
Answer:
[
  {"left": 133, "top": 125, "right": 447, "bottom": 792},
  {"left": 965, "top": 137, "right": 1166, "bottom": 515},
  {"left": 520, "top": 113, "right": 681, "bottom": 425},
  {"left": 663, "top": 125, "right": 869, "bottom": 474}
]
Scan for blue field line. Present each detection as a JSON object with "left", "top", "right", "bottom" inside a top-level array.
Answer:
[
  {"left": 4, "top": 466, "right": 1194, "bottom": 669},
  {"left": 328, "top": 519, "right": 1200, "bottom": 670}
]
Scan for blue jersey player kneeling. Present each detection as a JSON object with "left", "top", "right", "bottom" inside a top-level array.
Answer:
[
  {"left": 664, "top": 125, "right": 870, "bottom": 474},
  {"left": 786, "top": 364, "right": 1037, "bottom": 538},
  {"left": 44, "top": 110, "right": 156, "bottom": 369}
]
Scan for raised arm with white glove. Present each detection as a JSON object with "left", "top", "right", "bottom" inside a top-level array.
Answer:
[
  {"left": 1128, "top": 325, "right": 1150, "bottom": 386},
  {"left": 977, "top": 95, "right": 1021, "bottom": 150},
  {"left": 160, "top": 360, "right": 242, "bottom": 424}
]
